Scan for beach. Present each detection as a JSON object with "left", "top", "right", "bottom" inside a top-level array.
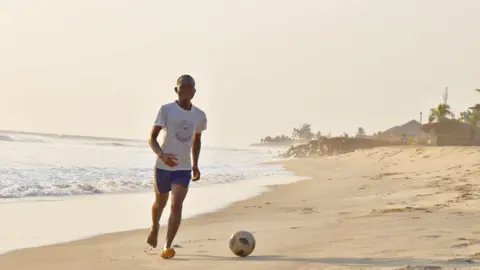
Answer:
[
  {"left": 0, "top": 132, "right": 292, "bottom": 254},
  {"left": 2, "top": 146, "right": 480, "bottom": 269}
]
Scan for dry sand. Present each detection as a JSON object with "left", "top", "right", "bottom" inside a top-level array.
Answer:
[{"left": 2, "top": 146, "right": 480, "bottom": 270}]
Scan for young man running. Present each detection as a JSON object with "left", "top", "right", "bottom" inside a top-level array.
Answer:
[{"left": 146, "top": 74, "right": 207, "bottom": 259}]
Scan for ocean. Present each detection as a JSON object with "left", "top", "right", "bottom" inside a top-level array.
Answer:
[
  {"left": 0, "top": 131, "right": 289, "bottom": 199},
  {"left": 0, "top": 131, "right": 301, "bottom": 254}
]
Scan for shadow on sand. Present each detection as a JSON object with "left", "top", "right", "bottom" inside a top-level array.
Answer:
[{"left": 179, "top": 254, "right": 479, "bottom": 268}]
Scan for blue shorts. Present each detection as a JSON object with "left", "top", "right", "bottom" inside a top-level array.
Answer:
[{"left": 154, "top": 169, "right": 192, "bottom": 194}]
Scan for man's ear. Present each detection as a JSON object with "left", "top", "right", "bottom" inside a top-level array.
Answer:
[{"left": 174, "top": 87, "right": 178, "bottom": 93}]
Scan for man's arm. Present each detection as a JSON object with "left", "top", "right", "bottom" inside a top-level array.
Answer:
[
  {"left": 149, "top": 126, "right": 164, "bottom": 157},
  {"left": 192, "top": 132, "right": 202, "bottom": 167},
  {"left": 150, "top": 105, "right": 167, "bottom": 157}
]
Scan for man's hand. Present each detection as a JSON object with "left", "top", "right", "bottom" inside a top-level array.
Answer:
[
  {"left": 192, "top": 165, "right": 201, "bottom": 181},
  {"left": 160, "top": 153, "right": 178, "bottom": 167}
]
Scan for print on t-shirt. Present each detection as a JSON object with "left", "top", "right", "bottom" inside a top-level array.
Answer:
[{"left": 175, "top": 120, "right": 194, "bottom": 143}]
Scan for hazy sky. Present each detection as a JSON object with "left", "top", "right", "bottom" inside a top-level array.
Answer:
[{"left": 1, "top": 0, "right": 479, "bottom": 146}]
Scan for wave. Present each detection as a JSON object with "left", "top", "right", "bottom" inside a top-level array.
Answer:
[
  {"left": 95, "top": 142, "right": 146, "bottom": 148},
  {"left": 0, "top": 134, "right": 48, "bottom": 144},
  {"left": 0, "top": 169, "right": 289, "bottom": 199},
  {"left": 0, "top": 132, "right": 145, "bottom": 147},
  {"left": 0, "top": 179, "right": 153, "bottom": 199},
  {"left": 0, "top": 135, "right": 14, "bottom": 142}
]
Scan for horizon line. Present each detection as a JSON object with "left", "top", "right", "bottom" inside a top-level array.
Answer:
[{"left": 0, "top": 129, "right": 143, "bottom": 142}]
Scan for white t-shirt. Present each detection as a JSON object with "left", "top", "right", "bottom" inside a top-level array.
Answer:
[{"left": 154, "top": 101, "right": 207, "bottom": 171}]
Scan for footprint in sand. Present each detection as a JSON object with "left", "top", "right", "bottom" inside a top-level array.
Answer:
[
  {"left": 282, "top": 207, "right": 319, "bottom": 214},
  {"left": 451, "top": 238, "right": 480, "bottom": 248},
  {"left": 395, "top": 265, "right": 442, "bottom": 270},
  {"left": 451, "top": 243, "right": 470, "bottom": 248},
  {"left": 447, "top": 165, "right": 463, "bottom": 170},
  {"left": 370, "top": 206, "right": 432, "bottom": 215},
  {"left": 180, "top": 238, "right": 218, "bottom": 244},
  {"left": 421, "top": 235, "right": 441, "bottom": 239},
  {"left": 244, "top": 205, "right": 263, "bottom": 208},
  {"left": 301, "top": 207, "right": 318, "bottom": 214}
]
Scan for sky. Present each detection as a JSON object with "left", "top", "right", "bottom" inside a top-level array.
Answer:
[{"left": 1, "top": 0, "right": 479, "bottom": 147}]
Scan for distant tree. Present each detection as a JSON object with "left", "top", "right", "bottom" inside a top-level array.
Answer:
[
  {"left": 356, "top": 127, "right": 366, "bottom": 137},
  {"left": 314, "top": 131, "right": 322, "bottom": 140},
  {"left": 476, "top": 88, "right": 480, "bottom": 93},
  {"left": 260, "top": 134, "right": 292, "bottom": 143},
  {"left": 342, "top": 132, "right": 349, "bottom": 138},
  {"left": 428, "top": 103, "right": 455, "bottom": 123},
  {"left": 292, "top": 123, "right": 314, "bottom": 141},
  {"left": 460, "top": 109, "right": 480, "bottom": 126}
]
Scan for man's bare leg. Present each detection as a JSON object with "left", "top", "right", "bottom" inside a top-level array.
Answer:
[
  {"left": 165, "top": 184, "right": 188, "bottom": 248},
  {"left": 147, "top": 193, "right": 169, "bottom": 248}
]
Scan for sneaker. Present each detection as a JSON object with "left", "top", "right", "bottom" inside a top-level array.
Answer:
[{"left": 160, "top": 247, "right": 176, "bottom": 259}]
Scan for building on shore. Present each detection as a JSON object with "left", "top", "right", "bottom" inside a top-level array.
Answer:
[{"left": 422, "top": 117, "right": 480, "bottom": 146}]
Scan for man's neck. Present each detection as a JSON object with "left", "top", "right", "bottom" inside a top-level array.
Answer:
[{"left": 176, "top": 100, "right": 192, "bottom": 110}]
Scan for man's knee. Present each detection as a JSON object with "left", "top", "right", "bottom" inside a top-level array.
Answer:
[
  {"left": 170, "top": 199, "right": 183, "bottom": 213},
  {"left": 169, "top": 184, "right": 187, "bottom": 213},
  {"left": 154, "top": 193, "right": 169, "bottom": 208}
]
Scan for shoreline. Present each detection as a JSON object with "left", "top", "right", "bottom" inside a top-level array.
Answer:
[
  {"left": 2, "top": 146, "right": 480, "bottom": 269},
  {"left": 0, "top": 173, "right": 305, "bottom": 255}
]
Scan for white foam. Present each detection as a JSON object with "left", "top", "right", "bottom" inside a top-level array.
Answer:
[
  {"left": 0, "top": 174, "right": 306, "bottom": 254},
  {"left": 0, "top": 137, "right": 289, "bottom": 199}
]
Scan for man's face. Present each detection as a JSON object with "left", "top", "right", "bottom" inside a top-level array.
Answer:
[{"left": 177, "top": 84, "right": 195, "bottom": 101}]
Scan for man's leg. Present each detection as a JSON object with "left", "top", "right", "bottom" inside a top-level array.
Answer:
[
  {"left": 147, "top": 169, "right": 171, "bottom": 248},
  {"left": 147, "top": 193, "right": 169, "bottom": 248},
  {"left": 161, "top": 170, "right": 191, "bottom": 257},
  {"left": 165, "top": 183, "right": 188, "bottom": 249}
]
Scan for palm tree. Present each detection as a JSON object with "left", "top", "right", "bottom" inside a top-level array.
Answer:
[
  {"left": 460, "top": 109, "right": 480, "bottom": 126},
  {"left": 461, "top": 108, "right": 480, "bottom": 143},
  {"left": 428, "top": 103, "right": 455, "bottom": 123},
  {"left": 292, "top": 123, "right": 314, "bottom": 141}
]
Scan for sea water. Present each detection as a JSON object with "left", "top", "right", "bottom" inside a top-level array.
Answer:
[{"left": 0, "top": 131, "right": 300, "bottom": 254}]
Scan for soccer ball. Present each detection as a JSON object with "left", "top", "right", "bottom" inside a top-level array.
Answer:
[{"left": 229, "top": 230, "right": 255, "bottom": 257}]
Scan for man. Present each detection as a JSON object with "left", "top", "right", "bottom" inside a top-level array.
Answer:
[{"left": 146, "top": 74, "right": 207, "bottom": 259}]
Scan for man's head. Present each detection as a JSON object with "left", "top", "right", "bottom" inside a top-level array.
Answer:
[{"left": 175, "top": 74, "right": 196, "bottom": 102}]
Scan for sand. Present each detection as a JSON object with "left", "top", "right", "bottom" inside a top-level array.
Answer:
[
  {"left": 0, "top": 174, "right": 302, "bottom": 254},
  {"left": 2, "top": 146, "right": 480, "bottom": 269}
]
